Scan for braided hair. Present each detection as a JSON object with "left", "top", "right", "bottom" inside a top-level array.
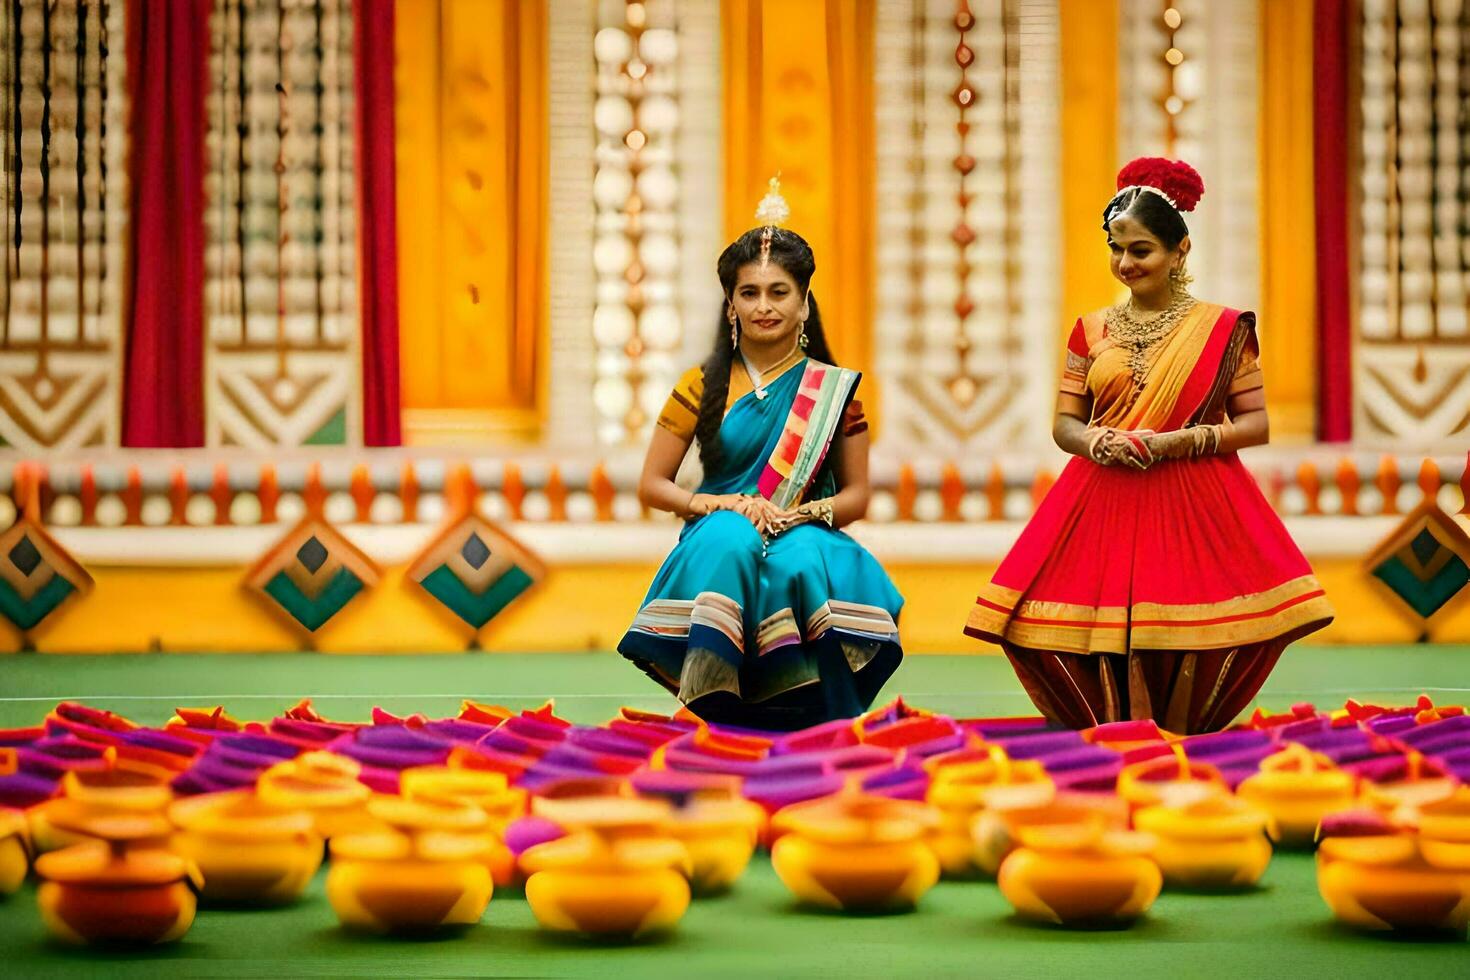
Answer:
[{"left": 694, "top": 227, "right": 835, "bottom": 475}]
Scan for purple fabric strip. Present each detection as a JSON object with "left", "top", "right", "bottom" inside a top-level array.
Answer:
[{"left": 0, "top": 771, "right": 58, "bottom": 808}]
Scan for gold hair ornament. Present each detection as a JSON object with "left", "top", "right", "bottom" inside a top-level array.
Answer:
[{"left": 754, "top": 173, "right": 791, "bottom": 267}]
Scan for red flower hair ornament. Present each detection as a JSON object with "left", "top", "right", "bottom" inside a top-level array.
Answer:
[{"left": 1115, "top": 157, "right": 1205, "bottom": 213}]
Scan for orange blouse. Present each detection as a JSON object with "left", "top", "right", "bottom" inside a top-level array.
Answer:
[{"left": 657, "top": 356, "right": 868, "bottom": 442}]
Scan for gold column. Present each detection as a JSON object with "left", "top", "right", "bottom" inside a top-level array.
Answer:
[
  {"left": 396, "top": 0, "right": 548, "bottom": 444},
  {"left": 1058, "top": 0, "right": 1120, "bottom": 331},
  {"left": 721, "top": 0, "right": 875, "bottom": 412},
  {"left": 1256, "top": 0, "right": 1317, "bottom": 441}
]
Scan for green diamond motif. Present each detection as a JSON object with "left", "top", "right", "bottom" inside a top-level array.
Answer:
[
  {"left": 0, "top": 518, "right": 92, "bottom": 632},
  {"left": 420, "top": 564, "right": 534, "bottom": 629},
  {"left": 1371, "top": 552, "right": 1470, "bottom": 619},
  {"left": 0, "top": 575, "right": 75, "bottom": 630},
  {"left": 262, "top": 567, "right": 364, "bottom": 632}
]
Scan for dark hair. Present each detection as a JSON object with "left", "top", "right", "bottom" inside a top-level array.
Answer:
[
  {"left": 694, "top": 227, "right": 835, "bottom": 474},
  {"left": 1101, "top": 188, "right": 1189, "bottom": 250}
]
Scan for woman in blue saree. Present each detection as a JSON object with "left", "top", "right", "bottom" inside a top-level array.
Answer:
[{"left": 618, "top": 199, "right": 903, "bottom": 730}]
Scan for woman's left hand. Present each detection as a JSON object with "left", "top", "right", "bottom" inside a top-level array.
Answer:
[
  {"left": 766, "top": 507, "right": 812, "bottom": 537},
  {"left": 1141, "top": 429, "right": 1196, "bottom": 460}
]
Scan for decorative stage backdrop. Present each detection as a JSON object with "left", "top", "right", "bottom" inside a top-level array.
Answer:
[{"left": 0, "top": 0, "right": 1468, "bottom": 654}]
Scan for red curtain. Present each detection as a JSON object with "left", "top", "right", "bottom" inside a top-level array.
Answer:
[
  {"left": 354, "top": 0, "right": 402, "bottom": 446},
  {"left": 121, "top": 0, "right": 209, "bottom": 447},
  {"left": 1313, "top": 0, "right": 1353, "bottom": 443}
]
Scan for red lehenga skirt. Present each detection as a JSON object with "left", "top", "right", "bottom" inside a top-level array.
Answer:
[{"left": 964, "top": 452, "right": 1334, "bottom": 733}]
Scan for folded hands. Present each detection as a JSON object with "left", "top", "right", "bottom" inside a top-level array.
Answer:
[
  {"left": 684, "top": 493, "right": 833, "bottom": 537},
  {"left": 1085, "top": 424, "right": 1227, "bottom": 470}
]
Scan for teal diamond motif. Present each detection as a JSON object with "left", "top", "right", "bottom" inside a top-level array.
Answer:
[
  {"left": 1364, "top": 504, "right": 1470, "bottom": 623},
  {"left": 420, "top": 564, "right": 535, "bottom": 630},
  {"left": 0, "top": 518, "right": 92, "bottom": 631},
  {"left": 262, "top": 567, "right": 364, "bottom": 632},
  {"left": 1370, "top": 529, "right": 1470, "bottom": 619},
  {"left": 0, "top": 575, "right": 75, "bottom": 630},
  {"left": 246, "top": 518, "right": 379, "bottom": 637},
  {"left": 1371, "top": 554, "right": 1469, "bottom": 619}
]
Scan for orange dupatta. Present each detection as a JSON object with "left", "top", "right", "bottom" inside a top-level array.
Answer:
[{"left": 1084, "top": 303, "right": 1253, "bottom": 434}]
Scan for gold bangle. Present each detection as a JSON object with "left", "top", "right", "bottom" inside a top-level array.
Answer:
[
  {"left": 1190, "top": 426, "right": 1209, "bottom": 456},
  {"left": 799, "top": 499, "right": 835, "bottom": 528}
]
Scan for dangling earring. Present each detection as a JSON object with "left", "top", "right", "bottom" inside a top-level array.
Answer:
[
  {"left": 728, "top": 309, "right": 739, "bottom": 348},
  {"left": 798, "top": 323, "right": 809, "bottom": 350},
  {"left": 1170, "top": 262, "right": 1194, "bottom": 294}
]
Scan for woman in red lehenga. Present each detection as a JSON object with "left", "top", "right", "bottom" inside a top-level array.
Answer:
[{"left": 965, "top": 158, "right": 1334, "bottom": 734}]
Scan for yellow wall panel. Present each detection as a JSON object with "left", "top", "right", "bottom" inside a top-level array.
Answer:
[
  {"left": 394, "top": 1, "right": 446, "bottom": 412},
  {"left": 1058, "top": 0, "right": 1121, "bottom": 332},
  {"left": 397, "top": 0, "right": 547, "bottom": 443},
  {"left": 1256, "top": 0, "right": 1318, "bottom": 441},
  {"left": 27, "top": 568, "right": 303, "bottom": 654},
  {"left": 721, "top": 0, "right": 875, "bottom": 418}
]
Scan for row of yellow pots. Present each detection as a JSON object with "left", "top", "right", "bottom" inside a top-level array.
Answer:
[{"left": 11, "top": 734, "right": 1469, "bottom": 941}]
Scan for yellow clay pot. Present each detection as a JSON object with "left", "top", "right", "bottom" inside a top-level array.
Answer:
[
  {"left": 326, "top": 796, "right": 493, "bottom": 933},
  {"left": 33, "top": 811, "right": 202, "bottom": 945},
  {"left": 1235, "top": 744, "right": 1356, "bottom": 847},
  {"left": 522, "top": 798, "right": 691, "bottom": 937},
  {"left": 971, "top": 791, "right": 1127, "bottom": 876},
  {"left": 1317, "top": 830, "right": 1470, "bottom": 933},
  {"left": 997, "top": 819, "right": 1162, "bottom": 926},
  {"left": 256, "top": 752, "right": 378, "bottom": 841},
  {"left": 29, "top": 768, "right": 173, "bottom": 854},
  {"left": 168, "top": 790, "right": 323, "bottom": 904},
  {"left": 770, "top": 793, "right": 940, "bottom": 912},
  {"left": 1, "top": 808, "right": 30, "bottom": 896},
  {"left": 401, "top": 766, "right": 525, "bottom": 887},
  {"left": 926, "top": 752, "right": 1052, "bottom": 878},
  {"left": 523, "top": 832, "right": 692, "bottom": 937},
  {"left": 1134, "top": 788, "right": 1273, "bottom": 889}
]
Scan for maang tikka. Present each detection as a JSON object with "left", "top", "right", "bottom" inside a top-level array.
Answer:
[{"left": 754, "top": 173, "right": 791, "bottom": 269}]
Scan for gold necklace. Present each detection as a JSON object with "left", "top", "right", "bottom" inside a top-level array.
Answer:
[
  {"left": 739, "top": 341, "right": 800, "bottom": 400},
  {"left": 1105, "top": 290, "right": 1195, "bottom": 390}
]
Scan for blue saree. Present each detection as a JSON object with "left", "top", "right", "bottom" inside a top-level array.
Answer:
[{"left": 618, "top": 359, "right": 905, "bottom": 730}]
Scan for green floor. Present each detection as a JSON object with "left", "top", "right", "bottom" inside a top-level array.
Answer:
[
  {"left": 2, "top": 645, "right": 1467, "bottom": 728},
  {"left": 0, "top": 647, "right": 1466, "bottom": 976}
]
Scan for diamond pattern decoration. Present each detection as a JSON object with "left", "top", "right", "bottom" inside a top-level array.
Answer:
[
  {"left": 8, "top": 536, "right": 41, "bottom": 577},
  {"left": 1364, "top": 501, "right": 1470, "bottom": 623},
  {"left": 460, "top": 533, "right": 491, "bottom": 571},
  {"left": 244, "top": 519, "right": 380, "bottom": 635},
  {"left": 0, "top": 518, "right": 94, "bottom": 631},
  {"left": 296, "top": 537, "right": 329, "bottom": 575},
  {"left": 409, "top": 514, "right": 545, "bottom": 632}
]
